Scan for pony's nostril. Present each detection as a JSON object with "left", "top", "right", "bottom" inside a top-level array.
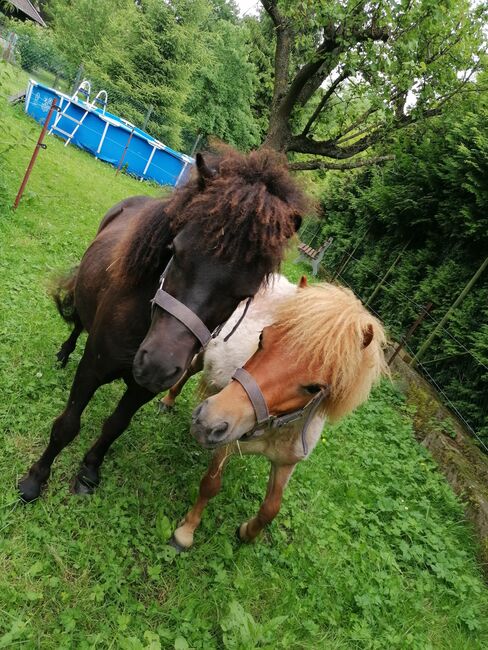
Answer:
[
  {"left": 209, "top": 422, "right": 229, "bottom": 440},
  {"left": 137, "top": 348, "right": 148, "bottom": 366},
  {"left": 192, "top": 402, "right": 204, "bottom": 422}
]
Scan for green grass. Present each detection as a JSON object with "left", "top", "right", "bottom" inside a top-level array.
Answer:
[{"left": 1, "top": 66, "right": 488, "bottom": 649}]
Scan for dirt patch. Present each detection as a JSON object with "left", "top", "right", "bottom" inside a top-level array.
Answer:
[{"left": 390, "top": 347, "right": 488, "bottom": 574}]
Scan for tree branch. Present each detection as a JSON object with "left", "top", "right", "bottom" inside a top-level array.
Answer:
[
  {"left": 289, "top": 154, "right": 395, "bottom": 171},
  {"left": 301, "top": 70, "right": 349, "bottom": 137}
]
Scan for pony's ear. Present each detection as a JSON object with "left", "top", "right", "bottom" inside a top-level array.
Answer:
[
  {"left": 362, "top": 323, "right": 374, "bottom": 348},
  {"left": 196, "top": 153, "right": 215, "bottom": 190},
  {"left": 298, "top": 275, "right": 308, "bottom": 288},
  {"left": 292, "top": 214, "right": 302, "bottom": 233}
]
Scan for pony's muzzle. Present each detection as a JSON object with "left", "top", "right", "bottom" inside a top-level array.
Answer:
[
  {"left": 132, "top": 347, "right": 182, "bottom": 393},
  {"left": 191, "top": 400, "right": 230, "bottom": 448}
]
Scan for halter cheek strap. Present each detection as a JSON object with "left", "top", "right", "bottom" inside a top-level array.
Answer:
[
  {"left": 150, "top": 257, "right": 252, "bottom": 350},
  {"left": 232, "top": 368, "right": 329, "bottom": 456},
  {"left": 152, "top": 289, "right": 213, "bottom": 347},
  {"left": 232, "top": 368, "right": 269, "bottom": 425}
]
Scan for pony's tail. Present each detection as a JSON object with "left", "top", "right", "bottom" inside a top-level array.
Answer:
[{"left": 51, "top": 267, "right": 80, "bottom": 325}]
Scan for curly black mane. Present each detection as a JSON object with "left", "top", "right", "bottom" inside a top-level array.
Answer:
[{"left": 114, "top": 147, "right": 309, "bottom": 284}]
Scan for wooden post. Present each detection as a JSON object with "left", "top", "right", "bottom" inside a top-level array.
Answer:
[
  {"left": 410, "top": 255, "right": 488, "bottom": 367},
  {"left": 13, "top": 99, "right": 58, "bottom": 210},
  {"left": 388, "top": 302, "right": 433, "bottom": 365},
  {"left": 116, "top": 127, "right": 135, "bottom": 175},
  {"left": 366, "top": 240, "right": 409, "bottom": 306}
]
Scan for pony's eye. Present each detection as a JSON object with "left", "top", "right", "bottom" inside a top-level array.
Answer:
[
  {"left": 258, "top": 331, "right": 264, "bottom": 349},
  {"left": 303, "top": 384, "right": 321, "bottom": 395}
]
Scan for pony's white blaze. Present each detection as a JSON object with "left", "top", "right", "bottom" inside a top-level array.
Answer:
[{"left": 202, "top": 273, "right": 299, "bottom": 391}]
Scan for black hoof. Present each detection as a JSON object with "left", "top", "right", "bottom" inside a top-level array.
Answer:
[
  {"left": 168, "top": 535, "right": 187, "bottom": 553},
  {"left": 235, "top": 525, "right": 243, "bottom": 542},
  {"left": 55, "top": 349, "right": 69, "bottom": 368},
  {"left": 18, "top": 474, "right": 43, "bottom": 503},
  {"left": 72, "top": 465, "right": 100, "bottom": 495},
  {"left": 158, "top": 401, "right": 174, "bottom": 414}
]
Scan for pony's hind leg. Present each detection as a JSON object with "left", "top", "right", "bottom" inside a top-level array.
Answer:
[
  {"left": 73, "top": 377, "right": 155, "bottom": 494},
  {"left": 56, "top": 316, "right": 83, "bottom": 368},
  {"left": 159, "top": 351, "right": 204, "bottom": 412},
  {"left": 171, "top": 446, "right": 232, "bottom": 551},
  {"left": 18, "top": 347, "right": 102, "bottom": 502},
  {"left": 238, "top": 463, "right": 296, "bottom": 543}
]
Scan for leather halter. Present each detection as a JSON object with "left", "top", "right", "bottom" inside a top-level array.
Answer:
[
  {"left": 232, "top": 367, "right": 329, "bottom": 456},
  {"left": 151, "top": 257, "right": 252, "bottom": 349}
]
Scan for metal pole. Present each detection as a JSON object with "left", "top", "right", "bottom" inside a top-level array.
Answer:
[
  {"left": 13, "top": 98, "right": 58, "bottom": 210},
  {"left": 190, "top": 132, "right": 203, "bottom": 157},
  {"left": 365, "top": 240, "right": 409, "bottom": 306},
  {"left": 410, "top": 255, "right": 488, "bottom": 367},
  {"left": 142, "top": 104, "right": 153, "bottom": 131},
  {"left": 388, "top": 302, "right": 433, "bottom": 365},
  {"left": 116, "top": 127, "right": 135, "bottom": 175}
]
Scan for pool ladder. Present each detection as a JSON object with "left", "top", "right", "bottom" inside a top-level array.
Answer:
[{"left": 49, "top": 80, "right": 108, "bottom": 147}]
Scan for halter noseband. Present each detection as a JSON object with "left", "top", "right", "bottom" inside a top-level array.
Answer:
[
  {"left": 231, "top": 367, "right": 329, "bottom": 456},
  {"left": 150, "top": 257, "right": 252, "bottom": 349}
]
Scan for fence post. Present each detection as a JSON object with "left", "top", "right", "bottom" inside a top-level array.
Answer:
[
  {"left": 366, "top": 240, "right": 409, "bottom": 306},
  {"left": 410, "top": 255, "right": 488, "bottom": 367},
  {"left": 13, "top": 98, "right": 58, "bottom": 210},
  {"left": 116, "top": 127, "right": 135, "bottom": 175},
  {"left": 142, "top": 104, "right": 153, "bottom": 131},
  {"left": 190, "top": 132, "right": 203, "bottom": 157},
  {"left": 388, "top": 302, "right": 433, "bottom": 365}
]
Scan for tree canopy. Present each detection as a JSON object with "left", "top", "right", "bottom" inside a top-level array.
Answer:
[{"left": 259, "top": 0, "right": 487, "bottom": 170}]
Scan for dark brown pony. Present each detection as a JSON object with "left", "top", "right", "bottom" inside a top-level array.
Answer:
[{"left": 19, "top": 148, "right": 307, "bottom": 502}]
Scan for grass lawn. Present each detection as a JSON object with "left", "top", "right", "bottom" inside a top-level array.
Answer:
[{"left": 1, "top": 62, "right": 488, "bottom": 649}]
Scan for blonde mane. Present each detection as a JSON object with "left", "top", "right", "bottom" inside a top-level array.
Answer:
[{"left": 274, "top": 283, "right": 388, "bottom": 422}]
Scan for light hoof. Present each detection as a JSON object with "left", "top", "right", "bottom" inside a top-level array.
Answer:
[
  {"left": 168, "top": 535, "right": 188, "bottom": 554},
  {"left": 172, "top": 525, "right": 194, "bottom": 550},
  {"left": 237, "top": 522, "right": 249, "bottom": 543}
]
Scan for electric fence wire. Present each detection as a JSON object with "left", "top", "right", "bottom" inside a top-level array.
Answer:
[
  {"left": 337, "top": 268, "right": 486, "bottom": 448},
  {"left": 344, "top": 253, "right": 488, "bottom": 371},
  {"left": 403, "top": 341, "right": 488, "bottom": 454}
]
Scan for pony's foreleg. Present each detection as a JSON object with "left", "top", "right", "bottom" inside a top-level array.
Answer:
[
  {"left": 18, "top": 348, "right": 102, "bottom": 502},
  {"left": 159, "top": 351, "right": 204, "bottom": 412},
  {"left": 238, "top": 463, "right": 296, "bottom": 543},
  {"left": 73, "top": 377, "right": 155, "bottom": 494},
  {"left": 171, "top": 446, "right": 231, "bottom": 551},
  {"left": 56, "top": 317, "right": 83, "bottom": 368}
]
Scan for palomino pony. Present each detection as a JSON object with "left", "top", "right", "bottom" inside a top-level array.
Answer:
[
  {"left": 18, "top": 149, "right": 307, "bottom": 502},
  {"left": 171, "top": 281, "right": 387, "bottom": 549}
]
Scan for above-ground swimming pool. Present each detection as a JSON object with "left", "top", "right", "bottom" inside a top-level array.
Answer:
[{"left": 25, "top": 79, "right": 194, "bottom": 187}]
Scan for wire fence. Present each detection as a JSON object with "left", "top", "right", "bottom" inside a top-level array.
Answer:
[{"left": 298, "top": 223, "right": 488, "bottom": 451}]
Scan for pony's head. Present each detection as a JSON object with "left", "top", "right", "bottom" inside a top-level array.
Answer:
[
  {"left": 130, "top": 148, "right": 307, "bottom": 392},
  {"left": 191, "top": 283, "right": 388, "bottom": 448}
]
